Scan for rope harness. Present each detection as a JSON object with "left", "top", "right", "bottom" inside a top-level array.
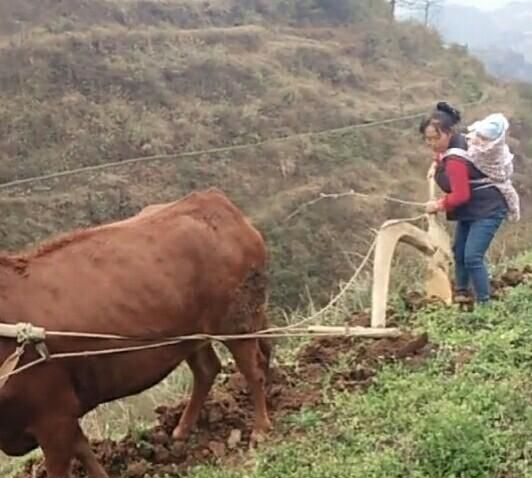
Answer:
[
  {"left": 0, "top": 323, "right": 48, "bottom": 389},
  {"left": 0, "top": 195, "right": 430, "bottom": 389},
  {"left": 0, "top": 215, "right": 398, "bottom": 389},
  {"left": 0, "top": 324, "right": 401, "bottom": 389}
]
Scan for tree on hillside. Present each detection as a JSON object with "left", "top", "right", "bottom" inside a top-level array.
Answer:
[
  {"left": 391, "top": 0, "right": 445, "bottom": 25},
  {"left": 390, "top": 0, "right": 397, "bottom": 18}
]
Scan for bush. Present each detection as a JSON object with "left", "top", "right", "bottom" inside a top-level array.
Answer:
[
  {"left": 254, "top": 0, "right": 388, "bottom": 25},
  {"left": 413, "top": 402, "right": 508, "bottom": 477},
  {"left": 314, "top": 0, "right": 388, "bottom": 23}
]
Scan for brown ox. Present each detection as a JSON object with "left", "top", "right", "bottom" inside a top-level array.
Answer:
[{"left": 0, "top": 188, "right": 272, "bottom": 478}]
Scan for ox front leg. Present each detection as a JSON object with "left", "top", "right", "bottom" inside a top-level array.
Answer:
[
  {"left": 172, "top": 343, "right": 222, "bottom": 441},
  {"left": 33, "top": 415, "right": 108, "bottom": 478},
  {"left": 73, "top": 424, "right": 109, "bottom": 478},
  {"left": 226, "top": 339, "right": 272, "bottom": 445},
  {"left": 32, "top": 416, "right": 76, "bottom": 478}
]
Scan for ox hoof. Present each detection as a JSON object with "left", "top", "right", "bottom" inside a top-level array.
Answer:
[
  {"left": 171, "top": 427, "right": 190, "bottom": 442},
  {"left": 250, "top": 426, "right": 271, "bottom": 448},
  {"left": 249, "top": 432, "right": 267, "bottom": 449}
]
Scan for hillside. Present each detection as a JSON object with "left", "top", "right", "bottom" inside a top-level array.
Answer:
[
  {"left": 0, "top": 0, "right": 531, "bottom": 312},
  {"left": 1, "top": 2, "right": 532, "bottom": 477}
]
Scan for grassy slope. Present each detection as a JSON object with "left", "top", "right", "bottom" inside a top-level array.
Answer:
[
  {"left": 0, "top": 0, "right": 531, "bottom": 310},
  {"left": 0, "top": 3, "right": 532, "bottom": 472},
  {"left": 187, "top": 255, "right": 532, "bottom": 478},
  {"left": 2, "top": 258, "right": 531, "bottom": 478}
]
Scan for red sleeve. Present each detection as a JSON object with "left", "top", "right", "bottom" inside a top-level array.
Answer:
[{"left": 440, "top": 158, "right": 471, "bottom": 211}]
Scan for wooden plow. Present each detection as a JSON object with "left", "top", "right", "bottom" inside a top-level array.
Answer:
[{"left": 371, "top": 169, "right": 453, "bottom": 328}]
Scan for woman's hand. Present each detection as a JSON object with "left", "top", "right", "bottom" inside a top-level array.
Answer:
[{"left": 425, "top": 200, "right": 443, "bottom": 214}]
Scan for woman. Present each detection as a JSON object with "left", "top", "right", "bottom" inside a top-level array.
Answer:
[{"left": 420, "top": 102, "right": 508, "bottom": 304}]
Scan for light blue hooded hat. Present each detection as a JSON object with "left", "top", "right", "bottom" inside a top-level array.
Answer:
[{"left": 468, "top": 113, "right": 509, "bottom": 141}]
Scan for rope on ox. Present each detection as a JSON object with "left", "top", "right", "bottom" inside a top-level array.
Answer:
[
  {"left": 0, "top": 237, "right": 379, "bottom": 386},
  {"left": 0, "top": 205, "right": 428, "bottom": 388},
  {"left": 0, "top": 327, "right": 401, "bottom": 387}
]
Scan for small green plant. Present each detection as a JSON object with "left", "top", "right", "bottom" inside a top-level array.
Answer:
[{"left": 284, "top": 407, "right": 323, "bottom": 430}]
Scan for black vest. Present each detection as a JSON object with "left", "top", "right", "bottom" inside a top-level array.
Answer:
[{"left": 434, "top": 136, "right": 507, "bottom": 221}]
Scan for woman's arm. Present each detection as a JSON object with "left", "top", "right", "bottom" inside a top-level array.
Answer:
[{"left": 439, "top": 158, "right": 471, "bottom": 211}]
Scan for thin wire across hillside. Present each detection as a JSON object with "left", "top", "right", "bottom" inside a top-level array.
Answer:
[{"left": 0, "top": 94, "right": 487, "bottom": 192}]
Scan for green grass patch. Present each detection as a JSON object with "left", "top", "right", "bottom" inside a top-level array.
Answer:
[{"left": 186, "top": 276, "right": 532, "bottom": 478}]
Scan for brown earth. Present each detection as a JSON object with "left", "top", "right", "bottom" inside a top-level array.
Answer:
[
  {"left": 20, "top": 330, "right": 430, "bottom": 478},
  {"left": 16, "top": 265, "right": 531, "bottom": 477}
]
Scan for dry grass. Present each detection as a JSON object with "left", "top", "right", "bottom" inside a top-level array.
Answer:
[
  {"left": 1, "top": 2, "right": 531, "bottom": 476},
  {"left": 0, "top": 0, "right": 529, "bottom": 309}
]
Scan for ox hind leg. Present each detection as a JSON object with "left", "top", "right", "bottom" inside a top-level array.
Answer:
[
  {"left": 32, "top": 416, "right": 108, "bottom": 478},
  {"left": 225, "top": 338, "right": 272, "bottom": 444},
  {"left": 172, "top": 342, "right": 222, "bottom": 441}
]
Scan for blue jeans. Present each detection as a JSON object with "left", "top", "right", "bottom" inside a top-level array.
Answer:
[{"left": 453, "top": 208, "right": 507, "bottom": 303}]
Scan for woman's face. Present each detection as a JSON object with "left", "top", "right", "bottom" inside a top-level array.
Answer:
[{"left": 424, "top": 124, "right": 451, "bottom": 154}]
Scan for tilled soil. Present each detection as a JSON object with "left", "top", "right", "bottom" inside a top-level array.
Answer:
[
  {"left": 18, "top": 266, "right": 531, "bottom": 477},
  {"left": 20, "top": 331, "right": 430, "bottom": 478}
]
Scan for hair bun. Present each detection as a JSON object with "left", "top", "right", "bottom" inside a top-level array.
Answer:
[{"left": 436, "top": 101, "right": 461, "bottom": 124}]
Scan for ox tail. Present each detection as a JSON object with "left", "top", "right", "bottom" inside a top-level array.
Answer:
[
  {"left": 251, "top": 268, "right": 274, "bottom": 383},
  {"left": 255, "top": 299, "right": 274, "bottom": 384},
  {"left": 229, "top": 268, "right": 274, "bottom": 381},
  {"left": 258, "top": 334, "right": 273, "bottom": 383}
]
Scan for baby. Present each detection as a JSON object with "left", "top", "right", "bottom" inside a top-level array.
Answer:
[{"left": 466, "top": 113, "right": 520, "bottom": 222}]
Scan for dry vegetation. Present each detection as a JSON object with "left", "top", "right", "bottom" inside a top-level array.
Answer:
[
  {"left": 0, "top": 0, "right": 530, "bottom": 311},
  {"left": 1, "top": 1, "right": 532, "bottom": 476}
]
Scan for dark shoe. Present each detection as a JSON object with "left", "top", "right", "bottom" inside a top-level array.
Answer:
[
  {"left": 454, "top": 290, "right": 474, "bottom": 311},
  {"left": 454, "top": 294, "right": 470, "bottom": 304}
]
